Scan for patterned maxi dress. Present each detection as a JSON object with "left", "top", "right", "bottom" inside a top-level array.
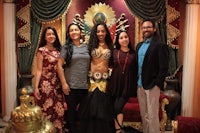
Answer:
[{"left": 36, "top": 47, "right": 64, "bottom": 133}]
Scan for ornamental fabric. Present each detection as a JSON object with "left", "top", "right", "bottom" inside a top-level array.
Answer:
[
  {"left": 124, "top": 0, "right": 166, "bottom": 43},
  {"left": 124, "top": 0, "right": 166, "bottom": 21},
  {"left": 31, "top": 0, "right": 71, "bottom": 23}
]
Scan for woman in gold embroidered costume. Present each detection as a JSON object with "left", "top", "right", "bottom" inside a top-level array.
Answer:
[{"left": 79, "top": 22, "right": 115, "bottom": 133}]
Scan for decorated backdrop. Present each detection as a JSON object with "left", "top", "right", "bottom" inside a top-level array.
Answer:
[{"left": 16, "top": 0, "right": 181, "bottom": 88}]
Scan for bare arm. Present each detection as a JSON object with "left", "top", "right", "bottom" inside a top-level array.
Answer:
[
  {"left": 57, "top": 57, "right": 70, "bottom": 95},
  {"left": 34, "top": 52, "right": 43, "bottom": 100}
]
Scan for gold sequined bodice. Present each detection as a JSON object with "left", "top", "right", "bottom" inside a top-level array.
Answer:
[{"left": 91, "top": 48, "right": 111, "bottom": 60}]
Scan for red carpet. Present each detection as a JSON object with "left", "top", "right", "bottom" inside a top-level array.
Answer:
[{"left": 176, "top": 116, "right": 200, "bottom": 133}]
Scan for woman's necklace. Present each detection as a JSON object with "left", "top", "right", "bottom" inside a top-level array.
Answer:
[{"left": 117, "top": 50, "right": 129, "bottom": 74}]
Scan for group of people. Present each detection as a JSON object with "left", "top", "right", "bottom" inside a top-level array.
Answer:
[{"left": 34, "top": 19, "right": 169, "bottom": 133}]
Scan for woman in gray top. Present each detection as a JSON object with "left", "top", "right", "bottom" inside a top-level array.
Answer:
[{"left": 57, "top": 23, "right": 90, "bottom": 133}]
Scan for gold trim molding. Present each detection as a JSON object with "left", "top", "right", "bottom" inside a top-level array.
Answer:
[
  {"left": 186, "top": 0, "right": 200, "bottom": 4},
  {"left": 3, "top": 0, "right": 15, "bottom": 3}
]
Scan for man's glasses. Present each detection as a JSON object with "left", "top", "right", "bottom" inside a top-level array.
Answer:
[{"left": 142, "top": 26, "right": 153, "bottom": 30}]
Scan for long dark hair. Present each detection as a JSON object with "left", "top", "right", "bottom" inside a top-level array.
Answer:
[
  {"left": 88, "top": 22, "right": 114, "bottom": 66},
  {"left": 39, "top": 26, "right": 61, "bottom": 51},
  {"left": 64, "top": 23, "right": 82, "bottom": 67},
  {"left": 114, "top": 31, "right": 133, "bottom": 52}
]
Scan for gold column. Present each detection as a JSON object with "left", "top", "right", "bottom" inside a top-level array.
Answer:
[
  {"left": 181, "top": 0, "right": 200, "bottom": 117},
  {"left": 193, "top": 1, "right": 200, "bottom": 118}
]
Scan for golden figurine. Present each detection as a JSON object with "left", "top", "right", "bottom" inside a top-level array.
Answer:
[{"left": 10, "top": 88, "right": 56, "bottom": 133}]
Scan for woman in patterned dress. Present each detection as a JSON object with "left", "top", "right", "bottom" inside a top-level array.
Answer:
[{"left": 34, "top": 26, "right": 64, "bottom": 133}]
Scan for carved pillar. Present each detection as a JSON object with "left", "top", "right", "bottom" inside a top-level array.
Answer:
[
  {"left": 192, "top": 0, "right": 200, "bottom": 118},
  {"left": 182, "top": 0, "right": 200, "bottom": 117},
  {"left": 3, "top": 1, "right": 17, "bottom": 121}
]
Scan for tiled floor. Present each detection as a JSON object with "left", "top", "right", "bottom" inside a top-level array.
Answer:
[{"left": 0, "top": 118, "right": 174, "bottom": 133}]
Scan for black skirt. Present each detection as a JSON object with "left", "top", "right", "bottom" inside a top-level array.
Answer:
[{"left": 79, "top": 88, "right": 115, "bottom": 133}]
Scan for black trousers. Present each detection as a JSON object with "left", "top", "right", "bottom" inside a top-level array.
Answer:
[{"left": 65, "top": 89, "right": 88, "bottom": 133}]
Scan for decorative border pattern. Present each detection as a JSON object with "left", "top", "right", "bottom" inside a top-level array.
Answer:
[
  {"left": 16, "top": 4, "right": 31, "bottom": 47},
  {"left": 167, "top": 0, "right": 181, "bottom": 49}
]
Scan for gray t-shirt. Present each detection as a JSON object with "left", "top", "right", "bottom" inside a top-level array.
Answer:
[{"left": 60, "top": 43, "right": 90, "bottom": 89}]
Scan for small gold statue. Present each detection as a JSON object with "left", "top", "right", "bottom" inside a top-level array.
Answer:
[{"left": 10, "top": 88, "right": 56, "bottom": 133}]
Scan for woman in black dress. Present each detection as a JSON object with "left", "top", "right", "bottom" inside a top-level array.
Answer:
[{"left": 110, "top": 31, "right": 137, "bottom": 133}]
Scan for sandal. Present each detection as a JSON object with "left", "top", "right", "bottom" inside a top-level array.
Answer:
[
  {"left": 115, "top": 118, "right": 124, "bottom": 132},
  {"left": 116, "top": 128, "right": 121, "bottom": 133}
]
